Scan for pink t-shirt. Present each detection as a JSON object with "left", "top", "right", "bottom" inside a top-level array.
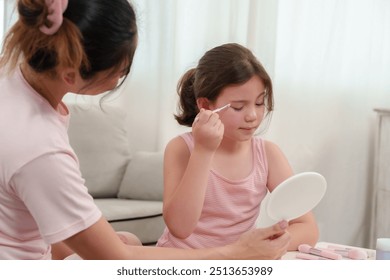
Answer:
[
  {"left": 0, "top": 68, "right": 102, "bottom": 259},
  {"left": 157, "top": 132, "right": 268, "bottom": 249}
]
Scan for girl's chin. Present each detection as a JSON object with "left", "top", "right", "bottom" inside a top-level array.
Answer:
[{"left": 225, "top": 134, "right": 254, "bottom": 142}]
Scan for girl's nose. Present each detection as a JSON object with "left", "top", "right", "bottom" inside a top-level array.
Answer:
[{"left": 244, "top": 108, "right": 257, "bottom": 122}]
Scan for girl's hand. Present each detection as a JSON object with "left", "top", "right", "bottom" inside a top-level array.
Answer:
[{"left": 192, "top": 109, "right": 224, "bottom": 153}]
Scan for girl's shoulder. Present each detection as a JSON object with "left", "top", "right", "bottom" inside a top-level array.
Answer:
[
  {"left": 165, "top": 133, "right": 192, "bottom": 156},
  {"left": 178, "top": 132, "right": 194, "bottom": 151},
  {"left": 262, "top": 139, "right": 293, "bottom": 191},
  {"left": 253, "top": 137, "right": 280, "bottom": 153},
  {"left": 253, "top": 137, "right": 276, "bottom": 155},
  {"left": 253, "top": 137, "right": 288, "bottom": 165},
  {"left": 263, "top": 140, "right": 283, "bottom": 155}
]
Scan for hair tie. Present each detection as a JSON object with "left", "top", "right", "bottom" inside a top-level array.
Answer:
[{"left": 39, "top": 0, "right": 69, "bottom": 35}]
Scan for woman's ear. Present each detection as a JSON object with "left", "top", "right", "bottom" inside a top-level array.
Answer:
[
  {"left": 196, "top": 97, "right": 210, "bottom": 110},
  {"left": 61, "top": 69, "right": 78, "bottom": 86}
]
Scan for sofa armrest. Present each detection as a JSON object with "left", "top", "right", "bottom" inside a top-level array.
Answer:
[{"left": 118, "top": 151, "right": 164, "bottom": 201}]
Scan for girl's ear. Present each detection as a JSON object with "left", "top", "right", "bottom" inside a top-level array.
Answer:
[{"left": 196, "top": 97, "right": 210, "bottom": 110}]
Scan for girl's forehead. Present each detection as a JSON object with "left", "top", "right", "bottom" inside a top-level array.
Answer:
[{"left": 218, "top": 76, "right": 265, "bottom": 100}]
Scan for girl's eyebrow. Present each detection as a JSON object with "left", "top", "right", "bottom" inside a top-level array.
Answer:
[{"left": 230, "top": 91, "right": 266, "bottom": 104}]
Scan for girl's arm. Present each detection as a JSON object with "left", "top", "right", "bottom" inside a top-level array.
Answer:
[
  {"left": 63, "top": 216, "right": 291, "bottom": 259},
  {"left": 264, "top": 140, "right": 319, "bottom": 250},
  {"left": 162, "top": 110, "right": 224, "bottom": 238},
  {"left": 162, "top": 137, "right": 213, "bottom": 238}
]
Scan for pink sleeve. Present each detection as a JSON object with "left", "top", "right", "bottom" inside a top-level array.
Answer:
[
  {"left": 254, "top": 137, "right": 268, "bottom": 177},
  {"left": 180, "top": 132, "right": 194, "bottom": 152},
  {"left": 10, "top": 152, "right": 102, "bottom": 244}
]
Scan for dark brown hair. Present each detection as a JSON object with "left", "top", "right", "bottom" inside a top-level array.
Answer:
[
  {"left": 175, "top": 43, "right": 274, "bottom": 127},
  {"left": 0, "top": 0, "right": 137, "bottom": 84}
]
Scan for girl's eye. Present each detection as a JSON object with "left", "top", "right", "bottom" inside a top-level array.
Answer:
[
  {"left": 256, "top": 102, "right": 265, "bottom": 107},
  {"left": 231, "top": 106, "right": 243, "bottom": 111}
]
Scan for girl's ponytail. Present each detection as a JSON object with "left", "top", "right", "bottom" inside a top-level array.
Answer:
[{"left": 174, "top": 68, "right": 198, "bottom": 127}]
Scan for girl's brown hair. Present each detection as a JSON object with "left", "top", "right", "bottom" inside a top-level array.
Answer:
[{"left": 175, "top": 43, "right": 274, "bottom": 127}]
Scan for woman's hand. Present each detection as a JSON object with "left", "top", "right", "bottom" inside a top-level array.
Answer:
[
  {"left": 192, "top": 109, "right": 224, "bottom": 153},
  {"left": 228, "top": 221, "right": 291, "bottom": 260}
]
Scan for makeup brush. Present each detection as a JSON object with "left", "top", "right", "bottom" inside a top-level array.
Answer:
[
  {"left": 193, "top": 104, "right": 230, "bottom": 123},
  {"left": 298, "top": 244, "right": 342, "bottom": 260},
  {"left": 326, "top": 245, "right": 368, "bottom": 260},
  {"left": 212, "top": 103, "right": 230, "bottom": 113}
]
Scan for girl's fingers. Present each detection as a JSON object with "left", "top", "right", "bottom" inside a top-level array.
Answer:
[
  {"left": 217, "top": 121, "right": 224, "bottom": 134},
  {"left": 193, "top": 110, "right": 220, "bottom": 126},
  {"left": 209, "top": 113, "right": 221, "bottom": 127}
]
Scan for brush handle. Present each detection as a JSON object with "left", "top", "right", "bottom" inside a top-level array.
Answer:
[
  {"left": 212, "top": 103, "right": 230, "bottom": 113},
  {"left": 296, "top": 253, "right": 328, "bottom": 260}
]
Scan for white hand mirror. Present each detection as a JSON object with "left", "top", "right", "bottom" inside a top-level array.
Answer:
[{"left": 257, "top": 172, "right": 327, "bottom": 228}]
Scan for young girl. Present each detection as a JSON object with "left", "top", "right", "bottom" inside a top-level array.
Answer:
[
  {"left": 157, "top": 43, "right": 319, "bottom": 250},
  {"left": 0, "top": 1, "right": 290, "bottom": 259}
]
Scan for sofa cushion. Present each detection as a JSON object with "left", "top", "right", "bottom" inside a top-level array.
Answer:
[
  {"left": 118, "top": 151, "right": 164, "bottom": 201},
  {"left": 95, "top": 198, "right": 164, "bottom": 244},
  {"left": 95, "top": 198, "right": 163, "bottom": 220},
  {"left": 109, "top": 215, "right": 165, "bottom": 245},
  {"left": 67, "top": 104, "right": 131, "bottom": 198}
]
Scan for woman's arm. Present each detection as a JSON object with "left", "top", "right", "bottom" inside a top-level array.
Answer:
[
  {"left": 51, "top": 241, "right": 74, "bottom": 260},
  {"left": 52, "top": 231, "right": 142, "bottom": 259},
  {"left": 63, "top": 217, "right": 291, "bottom": 260},
  {"left": 264, "top": 140, "right": 319, "bottom": 250}
]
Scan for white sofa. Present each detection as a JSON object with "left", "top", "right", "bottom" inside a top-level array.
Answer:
[{"left": 66, "top": 103, "right": 165, "bottom": 245}]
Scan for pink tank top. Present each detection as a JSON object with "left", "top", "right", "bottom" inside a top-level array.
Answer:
[{"left": 157, "top": 133, "right": 268, "bottom": 249}]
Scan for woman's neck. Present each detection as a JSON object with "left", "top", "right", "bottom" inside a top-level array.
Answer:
[{"left": 20, "top": 63, "right": 66, "bottom": 110}]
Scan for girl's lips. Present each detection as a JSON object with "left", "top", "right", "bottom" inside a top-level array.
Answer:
[{"left": 239, "top": 127, "right": 257, "bottom": 134}]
